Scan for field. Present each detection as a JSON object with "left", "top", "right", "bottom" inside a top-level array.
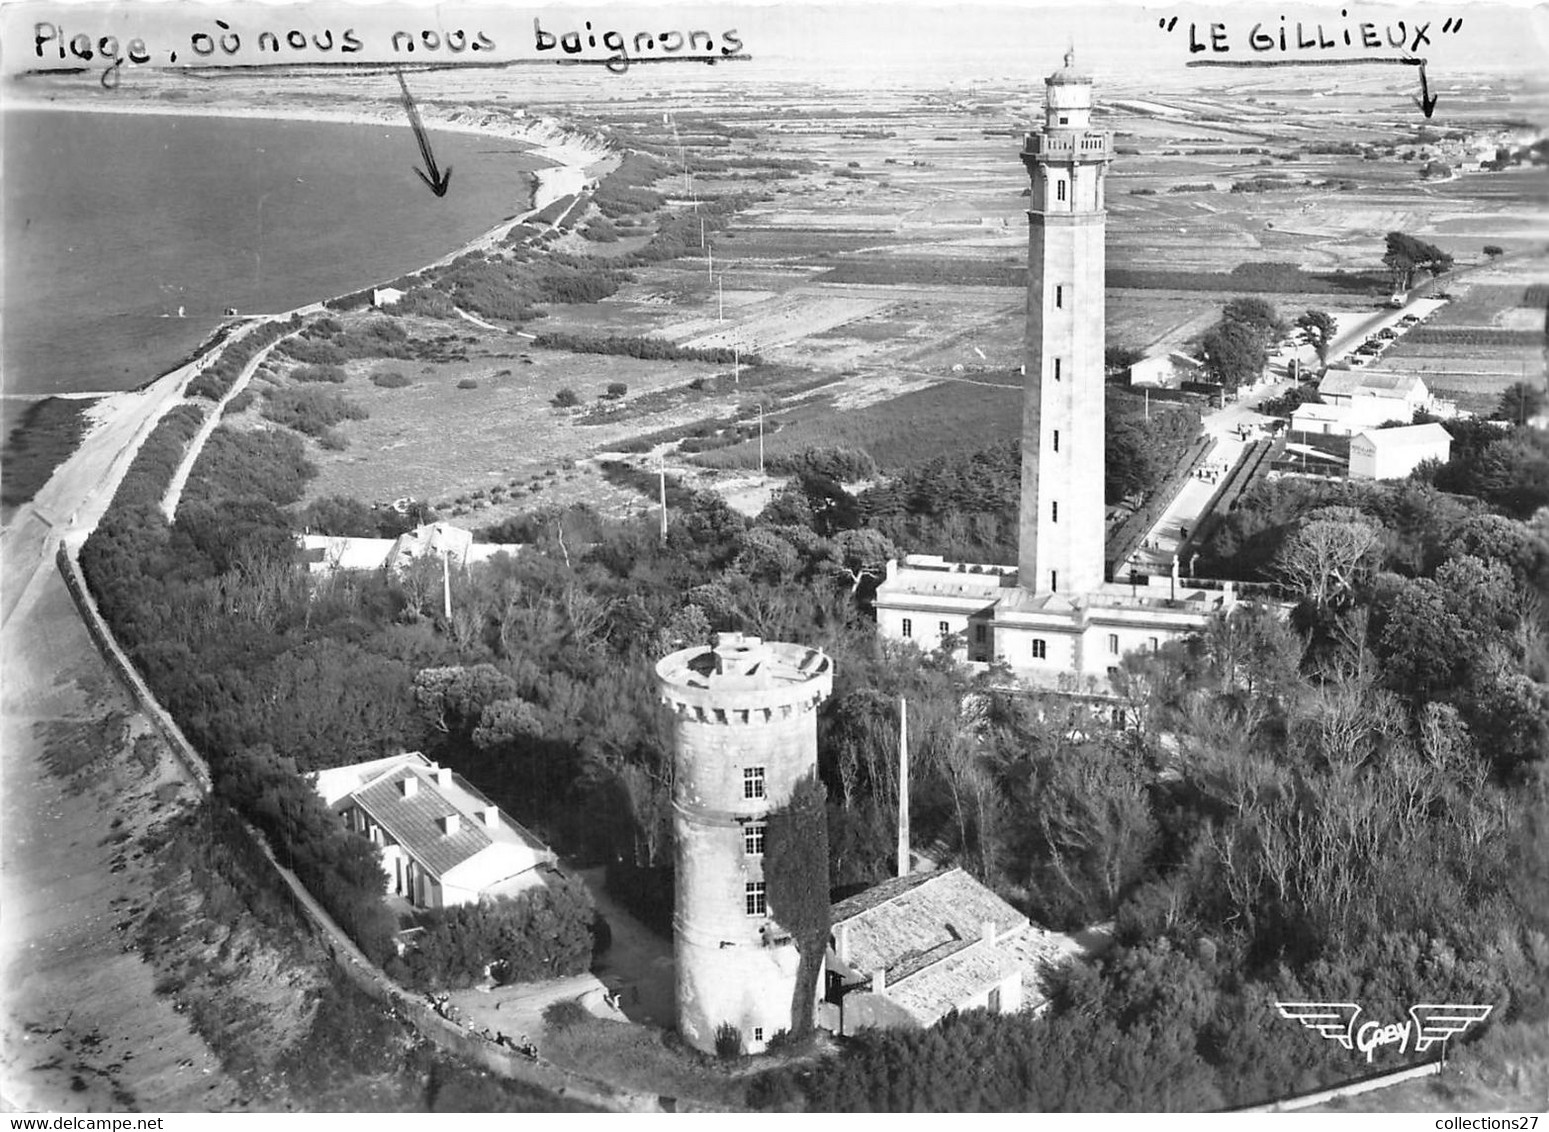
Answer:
[
  {"left": 1360, "top": 251, "right": 1549, "bottom": 415},
  {"left": 130, "top": 65, "right": 1548, "bottom": 525}
]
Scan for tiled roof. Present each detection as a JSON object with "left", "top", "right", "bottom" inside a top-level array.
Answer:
[
  {"left": 1319, "top": 370, "right": 1423, "bottom": 399},
  {"left": 352, "top": 765, "right": 498, "bottom": 878},
  {"left": 886, "top": 938, "right": 1021, "bottom": 1025},
  {"left": 833, "top": 867, "right": 1029, "bottom": 978},
  {"left": 1354, "top": 423, "right": 1453, "bottom": 451}
]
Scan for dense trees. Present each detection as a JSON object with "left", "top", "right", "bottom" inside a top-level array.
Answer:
[
  {"left": 1495, "top": 380, "right": 1545, "bottom": 424},
  {"left": 1382, "top": 231, "right": 1453, "bottom": 291},
  {"left": 395, "top": 877, "right": 597, "bottom": 990},
  {"left": 1195, "top": 296, "right": 1286, "bottom": 393}
]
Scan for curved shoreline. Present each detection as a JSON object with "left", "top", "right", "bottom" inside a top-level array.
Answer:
[{"left": 6, "top": 98, "right": 614, "bottom": 399}]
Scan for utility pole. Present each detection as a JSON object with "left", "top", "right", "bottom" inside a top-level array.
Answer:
[
  {"left": 897, "top": 697, "right": 910, "bottom": 879},
  {"left": 757, "top": 403, "right": 766, "bottom": 482},
  {"left": 441, "top": 550, "right": 452, "bottom": 620},
  {"left": 718, "top": 276, "right": 724, "bottom": 322},
  {"left": 658, "top": 455, "right": 668, "bottom": 546},
  {"left": 707, "top": 244, "right": 713, "bottom": 282},
  {"left": 733, "top": 345, "right": 740, "bottom": 385},
  {"left": 700, "top": 217, "right": 705, "bottom": 249}
]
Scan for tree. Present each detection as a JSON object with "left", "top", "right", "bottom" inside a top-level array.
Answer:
[
  {"left": 1483, "top": 245, "right": 1504, "bottom": 258},
  {"left": 764, "top": 772, "right": 831, "bottom": 1037},
  {"left": 1199, "top": 319, "right": 1267, "bottom": 393},
  {"left": 1272, "top": 512, "right": 1383, "bottom": 611},
  {"left": 1382, "top": 231, "right": 1452, "bottom": 291},
  {"left": 1105, "top": 344, "right": 1144, "bottom": 376},
  {"left": 1495, "top": 381, "right": 1545, "bottom": 424},
  {"left": 829, "top": 529, "right": 897, "bottom": 595},
  {"left": 1294, "top": 310, "right": 1337, "bottom": 363},
  {"left": 1221, "top": 296, "right": 1288, "bottom": 345},
  {"left": 551, "top": 387, "right": 580, "bottom": 408}
]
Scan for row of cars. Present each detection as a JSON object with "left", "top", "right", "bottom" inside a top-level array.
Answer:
[{"left": 1348, "top": 310, "right": 1427, "bottom": 368}]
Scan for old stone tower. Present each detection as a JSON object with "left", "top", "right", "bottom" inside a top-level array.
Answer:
[
  {"left": 655, "top": 632, "right": 834, "bottom": 1055},
  {"left": 1019, "top": 49, "right": 1113, "bottom": 596}
]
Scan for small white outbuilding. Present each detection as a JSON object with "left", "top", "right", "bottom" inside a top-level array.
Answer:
[{"left": 1349, "top": 423, "right": 1453, "bottom": 481}]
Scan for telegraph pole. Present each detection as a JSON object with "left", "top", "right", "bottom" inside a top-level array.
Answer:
[
  {"left": 658, "top": 455, "right": 668, "bottom": 546},
  {"left": 897, "top": 697, "right": 910, "bottom": 879},
  {"left": 441, "top": 550, "right": 452, "bottom": 620},
  {"left": 757, "top": 404, "right": 766, "bottom": 482}
]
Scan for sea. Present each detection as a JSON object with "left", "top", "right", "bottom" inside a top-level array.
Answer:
[{"left": 2, "top": 109, "right": 547, "bottom": 404}]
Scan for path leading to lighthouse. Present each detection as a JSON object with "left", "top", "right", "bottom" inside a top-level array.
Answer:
[{"left": 1119, "top": 380, "right": 1293, "bottom": 579}]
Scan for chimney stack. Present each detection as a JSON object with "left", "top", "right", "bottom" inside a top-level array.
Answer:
[
  {"left": 834, "top": 921, "right": 851, "bottom": 965},
  {"left": 870, "top": 969, "right": 886, "bottom": 995},
  {"left": 435, "top": 765, "right": 453, "bottom": 789},
  {"left": 400, "top": 776, "right": 418, "bottom": 798},
  {"left": 982, "top": 919, "right": 997, "bottom": 945},
  {"left": 481, "top": 805, "right": 500, "bottom": 829},
  {"left": 440, "top": 813, "right": 460, "bottom": 836}
]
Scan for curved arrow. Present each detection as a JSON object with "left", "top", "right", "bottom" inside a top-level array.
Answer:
[
  {"left": 396, "top": 68, "right": 452, "bottom": 197},
  {"left": 1415, "top": 62, "right": 1438, "bottom": 119}
]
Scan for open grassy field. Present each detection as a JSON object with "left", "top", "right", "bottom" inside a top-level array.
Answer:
[
  {"left": 139, "top": 65, "right": 1545, "bottom": 525},
  {"left": 1363, "top": 247, "right": 1549, "bottom": 414}
]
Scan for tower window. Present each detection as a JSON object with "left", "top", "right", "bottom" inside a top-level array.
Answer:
[
  {"left": 975, "top": 624, "right": 986, "bottom": 643},
  {"left": 753, "top": 1027, "right": 765, "bottom": 1044},
  {"left": 939, "top": 620, "right": 951, "bottom": 640},
  {"left": 1054, "top": 358, "right": 1062, "bottom": 381},
  {"left": 744, "top": 823, "right": 766, "bottom": 856},
  {"left": 901, "top": 618, "right": 913, "bottom": 639},
  {"left": 1056, "top": 180, "right": 1067, "bottom": 203},
  {"left": 744, "top": 767, "right": 765, "bottom": 800},
  {"left": 745, "top": 882, "right": 766, "bottom": 917},
  {"left": 1053, "top": 429, "right": 1060, "bottom": 452},
  {"left": 1052, "top": 501, "right": 1059, "bottom": 522},
  {"left": 1150, "top": 637, "right": 1160, "bottom": 653},
  {"left": 1051, "top": 570, "right": 1058, "bottom": 592},
  {"left": 1055, "top": 285, "right": 1064, "bottom": 309},
  {"left": 1058, "top": 115, "right": 1069, "bottom": 125},
  {"left": 1031, "top": 639, "right": 1047, "bottom": 660},
  {"left": 1108, "top": 633, "right": 1119, "bottom": 655}
]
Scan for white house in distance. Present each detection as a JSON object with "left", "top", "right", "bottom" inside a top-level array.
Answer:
[
  {"left": 1349, "top": 423, "right": 1453, "bottom": 481},
  {"left": 313, "top": 752, "right": 554, "bottom": 910},
  {"left": 299, "top": 521, "right": 522, "bottom": 576},
  {"left": 818, "top": 868, "right": 1066, "bottom": 1035},
  {"left": 372, "top": 286, "right": 407, "bottom": 308},
  {"left": 1128, "top": 350, "right": 1204, "bottom": 389}
]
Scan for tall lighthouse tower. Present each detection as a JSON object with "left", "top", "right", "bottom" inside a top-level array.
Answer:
[
  {"left": 656, "top": 632, "right": 833, "bottom": 1055},
  {"left": 1018, "top": 50, "right": 1112, "bottom": 596}
]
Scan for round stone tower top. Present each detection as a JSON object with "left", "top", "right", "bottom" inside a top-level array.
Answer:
[
  {"left": 657, "top": 632, "right": 833, "bottom": 719},
  {"left": 1046, "top": 48, "right": 1090, "bottom": 87}
]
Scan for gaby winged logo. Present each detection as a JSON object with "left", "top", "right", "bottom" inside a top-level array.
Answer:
[{"left": 1274, "top": 1002, "right": 1493, "bottom": 1064}]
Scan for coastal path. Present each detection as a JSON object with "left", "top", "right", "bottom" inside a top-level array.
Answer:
[
  {"left": 160, "top": 323, "right": 294, "bottom": 522},
  {"left": 1, "top": 322, "right": 261, "bottom": 630}
]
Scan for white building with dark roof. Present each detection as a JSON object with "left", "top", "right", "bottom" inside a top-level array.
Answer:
[
  {"left": 819, "top": 868, "right": 1065, "bottom": 1034},
  {"left": 313, "top": 752, "right": 554, "bottom": 910}
]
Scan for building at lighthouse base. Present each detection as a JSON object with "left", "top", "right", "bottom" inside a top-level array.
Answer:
[{"left": 874, "top": 555, "right": 1242, "bottom": 690}]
